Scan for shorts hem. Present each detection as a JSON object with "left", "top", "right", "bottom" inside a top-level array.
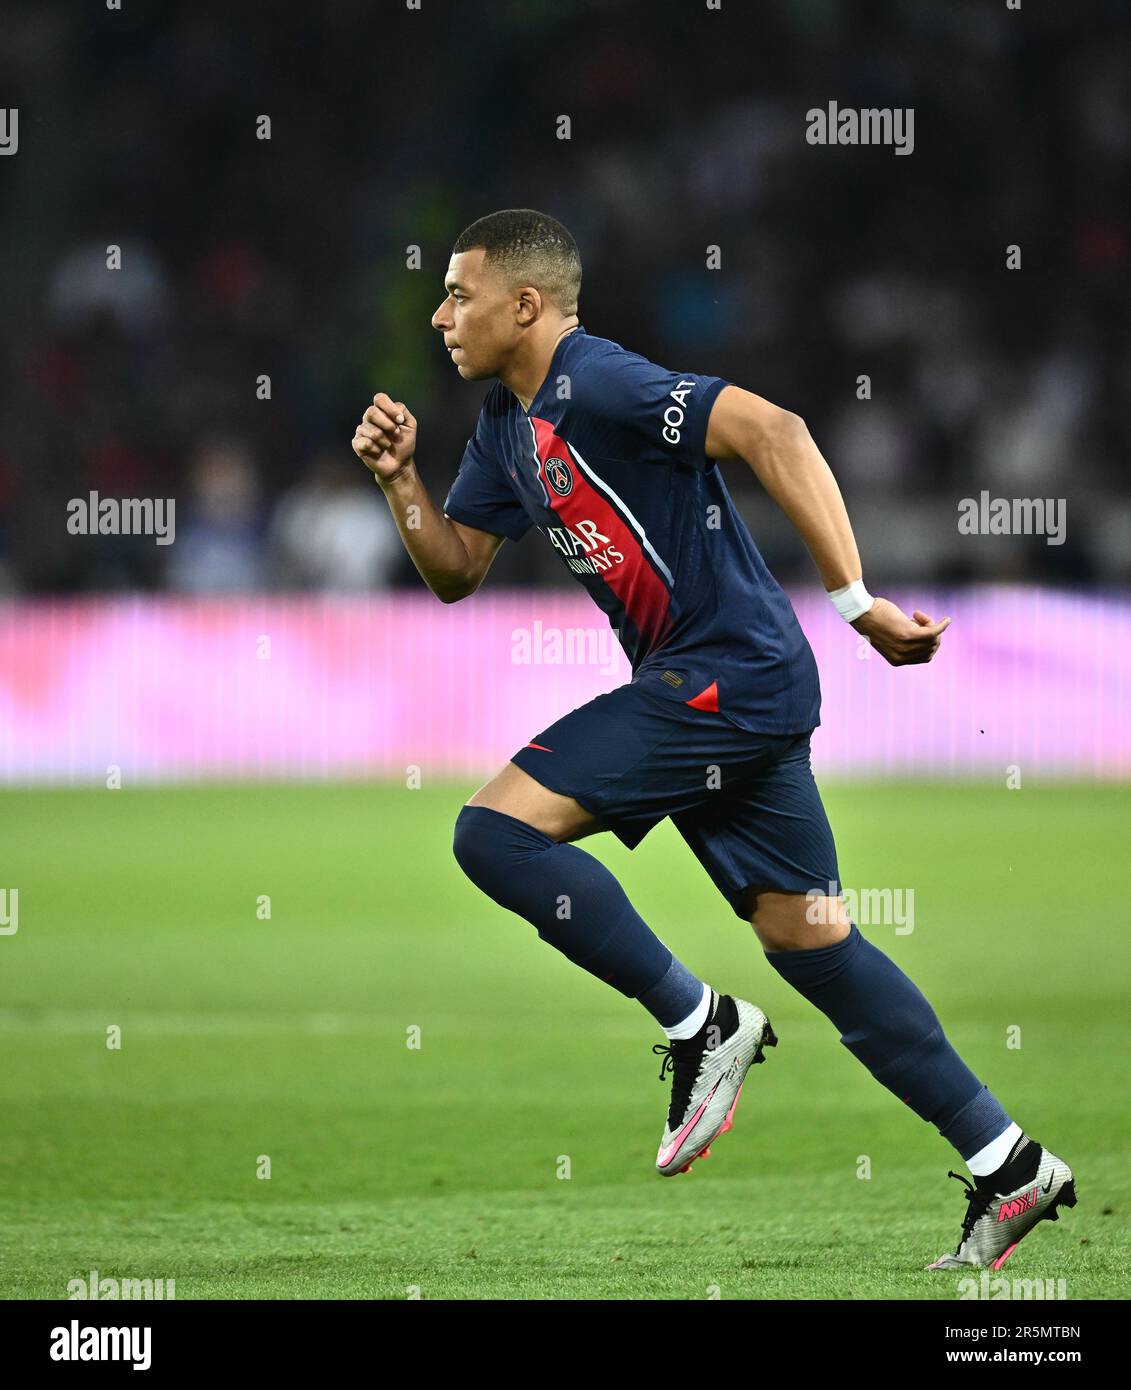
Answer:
[
  {"left": 510, "top": 747, "right": 659, "bottom": 847},
  {"left": 725, "top": 875, "right": 844, "bottom": 922}
]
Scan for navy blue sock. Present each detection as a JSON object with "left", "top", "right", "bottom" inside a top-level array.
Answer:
[
  {"left": 765, "top": 923, "right": 1012, "bottom": 1161},
  {"left": 453, "top": 805, "right": 705, "bottom": 1027}
]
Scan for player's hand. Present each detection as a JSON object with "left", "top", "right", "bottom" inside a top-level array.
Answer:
[
  {"left": 352, "top": 393, "right": 418, "bottom": 483},
  {"left": 850, "top": 598, "right": 950, "bottom": 666}
]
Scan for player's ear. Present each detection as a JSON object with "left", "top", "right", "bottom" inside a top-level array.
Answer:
[{"left": 515, "top": 286, "right": 541, "bottom": 327}]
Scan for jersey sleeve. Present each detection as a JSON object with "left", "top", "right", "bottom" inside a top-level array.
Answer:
[
  {"left": 572, "top": 349, "right": 731, "bottom": 471},
  {"left": 442, "top": 395, "right": 532, "bottom": 542}
]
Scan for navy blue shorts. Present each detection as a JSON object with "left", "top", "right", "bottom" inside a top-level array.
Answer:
[{"left": 509, "top": 672, "right": 841, "bottom": 920}]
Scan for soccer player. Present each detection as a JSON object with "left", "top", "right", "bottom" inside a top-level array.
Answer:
[{"left": 352, "top": 209, "right": 1076, "bottom": 1270}]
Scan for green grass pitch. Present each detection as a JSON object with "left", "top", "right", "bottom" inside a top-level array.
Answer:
[{"left": 1, "top": 781, "right": 1127, "bottom": 1300}]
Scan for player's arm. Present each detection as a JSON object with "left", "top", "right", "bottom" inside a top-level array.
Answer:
[
  {"left": 704, "top": 384, "right": 950, "bottom": 666},
  {"left": 352, "top": 392, "right": 503, "bottom": 602}
]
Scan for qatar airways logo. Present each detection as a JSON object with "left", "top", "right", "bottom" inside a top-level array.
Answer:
[{"left": 545, "top": 519, "right": 625, "bottom": 576}]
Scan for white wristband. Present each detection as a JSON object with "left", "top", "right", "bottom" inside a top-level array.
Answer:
[{"left": 828, "top": 579, "right": 875, "bottom": 622}]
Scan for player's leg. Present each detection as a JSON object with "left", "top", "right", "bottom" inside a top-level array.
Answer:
[
  {"left": 683, "top": 734, "right": 1075, "bottom": 1266},
  {"left": 740, "top": 885, "right": 852, "bottom": 950},
  {"left": 451, "top": 695, "right": 714, "bottom": 1040},
  {"left": 740, "top": 764, "right": 1020, "bottom": 1165},
  {"left": 752, "top": 880, "right": 1021, "bottom": 1160},
  {"left": 675, "top": 731, "right": 1019, "bottom": 1169},
  {"left": 464, "top": 760, "right": 600, "bottom": 840},
  {"left": 452, "top": 682, "right": 781, "bottom": 1179},
  {"left": 702, "top": 737, "right": 1022, "bottom": 1168},
  {"left": 749, "top": 881, "right": 1075, "bottom": 1268}
]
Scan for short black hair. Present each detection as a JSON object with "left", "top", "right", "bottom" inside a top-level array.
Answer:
[{"left": 452, "top": 208, "right": 582, "bottom": 316}]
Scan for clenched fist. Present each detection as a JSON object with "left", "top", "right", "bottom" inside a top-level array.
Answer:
[
  {"left": 352, "top": 392, "right": 418, "bottom": 483},
  {"left": 851, "top": 598, "right": 951, "bottom": 666}
]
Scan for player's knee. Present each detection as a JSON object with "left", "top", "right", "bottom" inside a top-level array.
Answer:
[
  {"left": 452, "top": 802, "right": 553, "bottom": 890},
  {"left": 750, "top": 891, "right": 852, "bottom": 951},
  {"left": 452, "top": 804, "right": 501, "bottom": 885},
  {"left": 754, "top": 918, "right": 853, "bottom": 951}
]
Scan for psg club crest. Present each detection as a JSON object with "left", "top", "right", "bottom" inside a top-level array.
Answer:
[{"left": 545, "top": 455, "right": 573, "bottom": 496}]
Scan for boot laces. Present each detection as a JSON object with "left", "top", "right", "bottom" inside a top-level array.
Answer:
[
  {"left": 652, "top": 1038, "right": 705, "bottom": 1131},
  {"left": 946, "top": 1170, "right": 996, "bottom": 1242}
]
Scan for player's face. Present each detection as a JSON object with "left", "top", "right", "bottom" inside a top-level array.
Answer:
[{"left": 431, "top": 250, "right": 520, "bottom": 381}]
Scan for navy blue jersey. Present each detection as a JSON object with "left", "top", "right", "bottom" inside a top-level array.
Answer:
[{"left": 442, "top": 326, "right": 821, "bottom": 734}]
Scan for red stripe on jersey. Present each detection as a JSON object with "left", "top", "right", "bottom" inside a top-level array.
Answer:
[
  {"left": 530, "top": 416, "right": 673, "bottom": 652},
  {"left": 685, "top": 679, "right": 719, "bottom": 712}
]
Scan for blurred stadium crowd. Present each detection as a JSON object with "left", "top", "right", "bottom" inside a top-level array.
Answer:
[{"left": 0, "top": 0, "right": 1127, "bottom": 595}]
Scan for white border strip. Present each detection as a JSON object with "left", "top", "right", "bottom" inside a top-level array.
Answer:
[{"left": 564, "top": 441, "right": 675, "bottom": 587}]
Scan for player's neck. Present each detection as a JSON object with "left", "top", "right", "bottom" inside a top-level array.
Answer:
[{"left": 504, "top": 319, "right": 580, "bottom": 413}]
